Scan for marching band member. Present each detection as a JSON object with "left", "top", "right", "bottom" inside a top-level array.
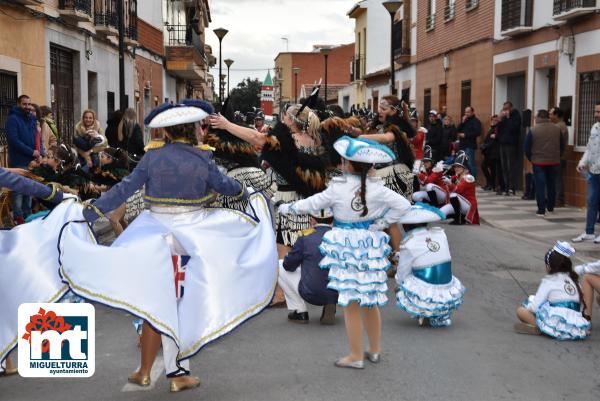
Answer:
[
  {"left": 58, "top": 100, "right": 278, "bottom": 393},
  {"left": 395, "top": 203, "right": 465, "bottom": 327},
  {"left": 279, "top": 135, "right": 411, "bottom": 369},
  {"left": 440, "top": 151, "right": 479, "bottom": 225},
  {"left": 515, "top": 242, "right": 590, "bottom": 340},
  {"left": 412, "top": 146, "right": 449, "bottom": 207}
]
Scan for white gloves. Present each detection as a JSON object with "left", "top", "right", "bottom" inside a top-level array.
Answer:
[{"left": 277, "top": 203, "right": 291, "bottom": 215}]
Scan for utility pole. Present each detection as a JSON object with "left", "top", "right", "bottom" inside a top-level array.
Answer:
[{"left": 117, "top": 0, "right": 126, "bottom": 110}]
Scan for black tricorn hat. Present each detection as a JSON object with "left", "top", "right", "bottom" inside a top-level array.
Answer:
[
  {"left": 453, "top": 151, "right": 469, "bottom": 169},
  {"left": 422, "top": 145, "right": 433, "bottom": 162}
]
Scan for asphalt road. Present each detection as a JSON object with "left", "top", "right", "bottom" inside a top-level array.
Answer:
[{"left": 1, "top": 223, "right": 599, "bottom": 401}]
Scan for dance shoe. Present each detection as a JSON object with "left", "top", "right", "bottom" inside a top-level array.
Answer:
[
  {"left": 334, "top": 358, "right": 364, "bottom": 369},
  {"left": 128, "top": 371, "right": 151, "bottom": 387},
  {"left": 364, "top": 351, "right": 380, "bottom": 364},
  {"left": 288, "top": 311, "right": 309, "bottom": 324},
  {"left": 169, "top": 375, "right": 201, "bottom": 392}
]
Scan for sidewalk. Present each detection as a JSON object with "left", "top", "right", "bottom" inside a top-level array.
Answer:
[{"left": 476, "top": 188, "right": 600, "bottom": 258}]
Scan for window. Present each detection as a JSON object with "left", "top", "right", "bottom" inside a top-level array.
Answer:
[
  {"left": 577, "top": 71, "right": 600, "bottom": 147},
  {"left": 423, "top": 88, "right": 432, "bottom": 126},
  {"left": 501, "top": 0, "right": 533, "bottom": 32},
  {"left": 445, "top": 0, "right": 456, "bottom": 21},
  {"left": 107, "top": 91, "right": 115, "bottom": 114},
  {"left": 466, "top": 0, "right": 479, "bottom": 11},
  {"left": 401, "top": 88, "right": 410, "bottom": 103},
  {"left": 559, "top": 96, "right": 572, "bottom": 127},
  {"left": 426, "top": 0, "right": 436, "bottom": 31},
  {"left": 461, "top": 80, "right": 472, "bottom": 114}
]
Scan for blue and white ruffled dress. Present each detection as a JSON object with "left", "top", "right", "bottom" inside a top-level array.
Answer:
[
  {"left": 523, "top": 298, "right": 590, "bottom": 340},
  {"left": 396, "top": 262, "right": 465, "bottom": 326},
  {"left": 319, "top": 220, "right": 391, "bottom": 307}
]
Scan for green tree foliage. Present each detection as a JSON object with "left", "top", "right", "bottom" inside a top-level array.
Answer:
[{"left": 228, "top": 77, "right": 262, "bottom": 113}]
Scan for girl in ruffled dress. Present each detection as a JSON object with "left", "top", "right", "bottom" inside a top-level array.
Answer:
[
  {"left": 515, "top": 241, "right": 590, "bottom": 340},
  {"left": 395, "top": 203, "right": 465, "bottom": 327},
  {"left": 279, "top": 136, "right": 411, "bottom": 369}
]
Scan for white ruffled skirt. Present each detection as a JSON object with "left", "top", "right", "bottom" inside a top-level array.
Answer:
[
  {"left": 396, "top": 274, "right": 465, "bottom": 326},
  {"left": 319, "top": 227, "right": 391, "bottom": 307},
  {"left": 534, "top": 302, "right": 590, "bottom": 341}
]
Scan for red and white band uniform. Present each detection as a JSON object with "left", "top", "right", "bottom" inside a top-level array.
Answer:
[
  {"left": 439, "top": 173, "right": 480, "bottom": 225},
  {"left": 412, "top": 161, "right": 449, "bottom": 205}
]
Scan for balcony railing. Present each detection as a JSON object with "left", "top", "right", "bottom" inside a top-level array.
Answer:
[
  {"left": 166, "top": 24, "right": 206, "bottom": 58},
  {"left": 444, "top": 3, "right": 456, "bottom": 21},
  {"left": 59, "top": 0, "right": 92, "bottom": 16},
  {"left": 466, "top": 0, "right": 479, "bottom": 11},
  {"left": 501, "top": 0, "right": 533, "bottom": 33},
  {"left": 351, "top": 56, "right": 364, "bottom": 81},
  {"left": 554, "top": 0, "right": 596, "bottom": 14},
  {"left": 426, "top": 14, "right": 435, "bottom": 31},
  {"left": 125, "top": 0, "right": 138, "bottom": 41},
  {"left": 94, "top": 0, "right": 117, "bottom": 28}
]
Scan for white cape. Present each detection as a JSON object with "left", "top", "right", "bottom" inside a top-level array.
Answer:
[
  {"left": 0, "top": 200, "right": 90, "bottom": 366},
  {"left": 59, "top": 192, "right": 277, "bottom": 362}
]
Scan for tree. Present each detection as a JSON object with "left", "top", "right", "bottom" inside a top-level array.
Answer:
[{"left": 228, "top": 77, "right": 262, "bottom": 113}]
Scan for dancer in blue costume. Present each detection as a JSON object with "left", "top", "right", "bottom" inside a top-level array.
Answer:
[
  {"left": 515, "top": 241, "right": 590, "bottom": 340},
  {"left": 59, "top": 100, "right": 278, "bottom": 393},
  {"left": 279, "top": 136, "right": 411, "bottom": 369},
  {"left": 395, "top": 203, "right": 465, "bottom": 327}
]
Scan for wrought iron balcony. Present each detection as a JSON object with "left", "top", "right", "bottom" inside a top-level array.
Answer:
[
  {"left": 553, "top": 0, "right": 598, "bottom": 20},
  {"left": 501, "top": 0, "right": 533, "bottom": 36},
  {"left": 426, "top": 14, "right": 435, "bottom": 32},
  {"left": 58, "top": 0, "right": 92, "bottom": 22},
  {"left": 351, "top": 56, "right": 364, "bottom": 82},
  {"left": 466, "top": 0, "right": 479, "bottom": 11},
  {"left": 165, "top": 24, "right": 208, "bottom": 81},
  {"left": 444, "top": 3, "right": 456, "bottom": 21}
]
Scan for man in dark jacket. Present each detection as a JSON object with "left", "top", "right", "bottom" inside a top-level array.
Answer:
[
  {"left": 426, "top": 110, "right": 444, "bottom": 161},
  {"left": 481, "top": 115, "right": 502, "bottom": 191},
  {"left": 550, "top": 106, "right": 568, "bottom": 206},
  {"left": 524, "top": 110, "right": 563, "bottom": 216},
  {"left": 279, "top": 210, "right": 338, "bottom": 325},
  {"left": 5, "top": 95, "right": 39, "bottom": 223},
  {"left": 457, "top": 106, "right": 482, "bottom": 177},
  {"left": 497, "top": 101, "right": 522, "bottom": 195}
]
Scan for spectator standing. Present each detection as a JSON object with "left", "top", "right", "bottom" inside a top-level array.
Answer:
[
  {"left": 442, "top": 115, "right": 457, "bottom": 161},
  {"left": 497, "top": 101, "right": 522, "bottom": 195},
  {"left": 5, "top": 95, "right": 40, "bottom": 224},
  {"left": 550, "top": 107, "right": 569, "bottom": 207},
  {"left": 426, "top": 110, "right": 444, "bottom": 162},
  {"left": 457, "top": 106, "right": 482, "bottom": 178},
  {"left": 105, "top": 110, "right": 124, "bottom": 148},
  {"left": 39, "top": 106, "right": 58, "bottom": 150},
  {"left": 524, "top": 110, "right": 563, "bottom": 216},
  {"left": 116, "top": 108, "right": 145, "bottom": 168},
  {"left": 481, "top": 115, "right": 501, "bottom": 191},
  {"left": 573, "top": 102, "right": 600, "bottom": 243}
]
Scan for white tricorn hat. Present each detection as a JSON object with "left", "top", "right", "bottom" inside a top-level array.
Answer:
[
  {"left": 397, "top": 202, "right": 446, "bottom": 224},
  {"left": 333, "top": 135, "right": 396, "bottom": 164},
  {"left": 145, "top": 100, "right": 214, "bottom": 129}
]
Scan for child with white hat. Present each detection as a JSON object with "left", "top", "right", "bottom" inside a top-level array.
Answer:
[
  {"left": 395, "top": 203, "right": 465, "bottom": 327},
  {"left": 279, "top": 135, "right": 411, "bottom": 369}
]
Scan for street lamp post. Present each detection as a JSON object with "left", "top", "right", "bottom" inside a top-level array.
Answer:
[
  {"left": 213, "top": 27, "right": 228, "bottom": 103},
  {"left": 382, "top": 1, "right": 402, "bottom": 96},
  {"left": 117, "top": 0, "right": 126, "bottom": 109},
  {"left": 292, "top": 67, "right": 300, "bottom": 104},
  {"left": 321, "top": 47, "right": 331, "bottom": 105},
  {"left": 224, "top": 59, "right": 234, "bottom": 96}
]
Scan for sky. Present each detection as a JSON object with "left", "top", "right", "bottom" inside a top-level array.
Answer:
[{"left": 205, "top": 0, "right": 357, "bottom": 91}]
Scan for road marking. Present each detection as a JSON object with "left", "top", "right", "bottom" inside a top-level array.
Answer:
[{"left": 121, "top": 356, "right": 164, "bottom": 392}]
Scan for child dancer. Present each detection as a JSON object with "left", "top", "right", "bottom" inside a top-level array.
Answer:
[
  {"left": 395, "top": 203, "right": 465, "bottom": 327},
  {"left": 412, "top": 146, "right": 449, "bottom": 207},
  {"left": 279, "top": 135, "right": 411, "bottom": 369},
  {"left": 515, "top": 241, "right": 590, "bottom": 340},
  {"left": 440, "top": 151, "right": 479, "bottom": 225}
]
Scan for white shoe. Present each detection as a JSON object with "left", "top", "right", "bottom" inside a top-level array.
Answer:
[
  {"left": 573, "top": 233, "right": 595, "bottom": 243},
  {"left": 594, "top": 235, "right": 600, "bottom": 244}
]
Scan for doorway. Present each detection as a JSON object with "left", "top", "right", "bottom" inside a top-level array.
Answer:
[
  {"left": 506, "top": 73, "right": 526, "bottom": 190},
  {"left": 50, "top": 44, "right": 75, "bottom": 144}
]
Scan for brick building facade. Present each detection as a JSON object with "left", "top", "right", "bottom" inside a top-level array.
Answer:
[{"left": 274, "top": 44, "right": 354, "bottom": 114}]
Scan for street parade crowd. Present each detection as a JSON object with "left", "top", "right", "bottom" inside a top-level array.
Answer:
[{"left": 0, "top": 85, "right": 599, "bottom": 393}]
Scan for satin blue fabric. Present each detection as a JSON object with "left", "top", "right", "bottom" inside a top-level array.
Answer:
[
  {"left": 333, "top": 219, "right": 374, "bottom": 230},
  {"left": 550, "top": 301, "right": 581, "bottom": 311},
  {"left": 412, "top": 262, "right": 452, "bottom": 285}
]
